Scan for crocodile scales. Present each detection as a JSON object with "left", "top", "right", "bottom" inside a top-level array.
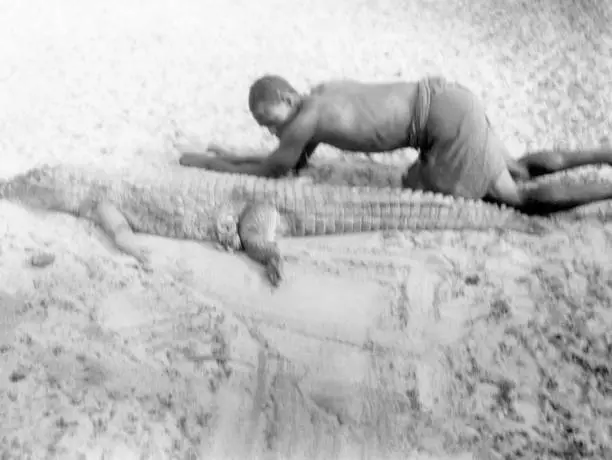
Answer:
[{"left": 0, "top": 164, "right": 549, "bottom": 285}]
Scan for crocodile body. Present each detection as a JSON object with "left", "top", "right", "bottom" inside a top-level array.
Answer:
[{"left": 0, "top": 164, "right": 545, "bottom": 284}]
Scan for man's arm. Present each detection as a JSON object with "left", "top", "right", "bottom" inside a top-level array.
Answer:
[
  {"left": 176, "top": 137, "right": 267, "bottom": 165},
  {"left": 487, "top": 167, "right": 612, "bottom": 216},
  {"left": 292, "top": 141, "right": 319, "bottom": 173},
  {"left": 180, "top": 102, "right": 319, "bottom": 178},
  {"left": 179, "top": 150, "right": 264, "bottom": 168},
  {"left": 179, "top": 155, "right": 280, "bottom": 176}
]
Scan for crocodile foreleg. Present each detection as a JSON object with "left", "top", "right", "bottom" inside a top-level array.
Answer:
[
  {"left": 78, "top": 198, "right": 152, "bottom": 268},
  {"left": 215, "top": 202, "right": 285, "bottom": 286},
  {"left": 79, "top": 197, "right": 282, "bottom": 284}
]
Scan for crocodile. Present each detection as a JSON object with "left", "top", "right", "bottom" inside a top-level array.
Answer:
[{"left": 0, "top": 163, "right": 551, "bottom": 285}]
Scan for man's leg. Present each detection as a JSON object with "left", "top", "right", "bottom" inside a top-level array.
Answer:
[
  {"left": 486, "top": 168, "right": 612, "bottom": 216},
  {"left": 517, "top": 147, "right": 612, "bottom": 178},
  {"left": 402, "top": 79, "right": 612, "bottom": 211},
  {"left": 400, "top": 160, "right": 428, "bottom": 191},
  {"left": 501, "top": 151, "right": 531, "bottom": 181}
]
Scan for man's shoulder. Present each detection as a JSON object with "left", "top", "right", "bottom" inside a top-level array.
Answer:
[
  {"left": 310, "top": 79, "right": 420, "bottom": 97},
  {"left": 309, "top": 79, "right": 364, "bottom": 94},
  {"left": 278, "top": 96, "right": 321, "bottom": 139}
]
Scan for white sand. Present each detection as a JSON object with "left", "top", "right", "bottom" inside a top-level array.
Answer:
[{"left": 1, "top": 0, "right": 612, "bottom": 458}]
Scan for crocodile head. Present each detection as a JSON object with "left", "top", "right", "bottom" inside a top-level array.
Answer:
[{"left": 0, "top": 165, "right": 86, "bottom": 213}]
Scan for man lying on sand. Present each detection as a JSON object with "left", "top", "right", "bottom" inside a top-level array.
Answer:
[{"left": 178, "top": 74, "right": 612, "bottom": 215}]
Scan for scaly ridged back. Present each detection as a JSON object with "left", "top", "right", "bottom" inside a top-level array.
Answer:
[
  {"left": 218, "top": 176, "right": 538, "bottom": 235},
  {"left": 1, "top": 165, "right": 539, "bottom": 240}
]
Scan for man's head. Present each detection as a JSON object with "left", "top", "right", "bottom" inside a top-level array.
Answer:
[{"left": 248, "top": 75, "right": 301, "bottom": 136}]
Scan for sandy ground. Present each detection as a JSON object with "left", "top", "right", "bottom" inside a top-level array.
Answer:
[{"left": 1, "top": 0, "right": 612, "bottom": 458}]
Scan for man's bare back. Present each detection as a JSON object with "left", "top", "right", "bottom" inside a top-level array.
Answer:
[
  {"left": 306, "top": 80, "right": 419, "bottom": 152},
  {"left": 177, "top": 74, "right": 612, "bottom": 216}
]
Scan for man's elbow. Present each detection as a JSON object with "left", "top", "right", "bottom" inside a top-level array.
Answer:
[{"left": 179, "top": 153, "right": 206, "bottom": 168}]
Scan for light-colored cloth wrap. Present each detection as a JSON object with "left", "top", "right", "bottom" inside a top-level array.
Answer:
[{"left": 403, "top": 76, "right": 509, "bottom": 199}]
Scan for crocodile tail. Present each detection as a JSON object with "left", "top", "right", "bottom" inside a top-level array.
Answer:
[
  {"left": 285, "top": 183, "right": 546, "bottom": 235},
  {"left": 354, "top": 187, "right": 545, "bottom": 234}
]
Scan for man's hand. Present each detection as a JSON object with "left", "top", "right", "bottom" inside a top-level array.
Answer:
[
  {"left": 179, "top": 152, "right": 217, "bottom": 168},
  {"left": 176, "top": 140, "right": 225, "bottom": 156},
  {"left": 173, "top": 136, "right": 224, "bottom": 168}
]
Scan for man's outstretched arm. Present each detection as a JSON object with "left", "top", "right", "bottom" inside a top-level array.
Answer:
[
  {"left": 179, "top": 102, "right": 319, "bottom": 178},
  {"left": 179, "top": 154, "right": 282, "bottom": 176},
  {"left": 176, "top": 136, "right": 268, "bottom": 164}
]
